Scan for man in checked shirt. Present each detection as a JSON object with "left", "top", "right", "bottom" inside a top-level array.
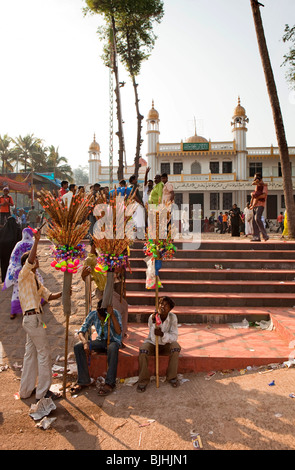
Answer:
[{"left": 18, "top": 229, "right": 64, "bottom": 401}]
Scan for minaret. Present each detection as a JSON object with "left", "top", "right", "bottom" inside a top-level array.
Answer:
[
  {"left": 231, "top": 97, "right": 249, "bottom": 181},
  {"left": 88, "top": 134, "right": 101, "bottom": 185},
  {"left": 146, "top": 100, "right": 160, "bottom": 178}
]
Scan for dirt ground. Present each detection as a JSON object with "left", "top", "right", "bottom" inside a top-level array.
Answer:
[
  {"left": 1, "top": 365, "right": 295, "bottom": 451},
  {"left": 1, "top": 239, "right": 295, "bottom": 451}
]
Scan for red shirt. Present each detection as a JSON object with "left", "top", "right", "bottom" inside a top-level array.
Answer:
[{"left": 0, "top": 194, "right": 13, "bottom": 213}]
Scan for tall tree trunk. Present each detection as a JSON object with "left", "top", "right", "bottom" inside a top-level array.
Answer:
[
  {"left": 111, "top": 16, "right": 125, "bottom": 182},
  {"left": 250, "top": 0, "right": 295, "bottom": 237},
  {"left": 131, "top": 75, "right": 144, "bottom": 180},
  {"left": 125, "top": 32, "right": 143, "bottom": 179}
]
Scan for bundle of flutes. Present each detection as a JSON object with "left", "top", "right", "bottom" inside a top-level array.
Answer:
[
  {"left": 37, "top": 188, "right": 94, "bottom": 246},
  {"left": 91, "top": 188, "right": 137, "bottom": 270},
  {"left": 144, "top": 202, "right": 177, "bottom": 261}
]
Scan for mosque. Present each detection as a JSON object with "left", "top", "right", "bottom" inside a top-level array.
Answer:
[{"left": 88, "top": 98, "right": 295, "bottom": 220}]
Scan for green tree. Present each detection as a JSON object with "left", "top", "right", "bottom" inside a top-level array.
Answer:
[
  {"left": 46, "top": 145, "right": 73, "bottom": 181},
  {"left": 0, "top": 134, "right": 17, "bottom": 173},
  {"left": 13, "top": 134, "right": 43, "bottom": 172},
  {"left": 282, "top": 24, "right": 295, "bottom": 90},
  {"left": 73, "top": 165, "right": 89, "bottom": 185},
  {"left": 85, "top": 0, "right": 164, "bottom": 180},
  {"left": 114, "top": 0, "right": 164, "bottom": 178},
  {"left": 84, "top": 0, "right": 126, "bottom": 181},
  {"left": 250, "top": 0, "right": 295, "bottom": 238}
]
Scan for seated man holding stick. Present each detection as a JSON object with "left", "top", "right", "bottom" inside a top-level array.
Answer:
[
  {"left": 137, "top": 296, "right": 181, "bottom": 392},
  {"left": 72, "top": 299, "right": 122, "bottom": 396}
]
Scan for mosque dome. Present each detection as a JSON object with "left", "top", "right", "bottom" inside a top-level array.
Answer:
[
  {"left": 89, "top": 134, "right": 100, "bottom": 152},
  {"left": 147, "top": 100, "right": 159, "bottom": 121},
  {"left": 186, "top": 132, "right": 208, "bottom": 144},
  {"left": 233, "top": 96, "right": 246, "bottom": 118}
]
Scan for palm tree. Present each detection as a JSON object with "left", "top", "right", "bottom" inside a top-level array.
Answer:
[
  {"left": 250, "top": 0, "right": 295, "bottom": 237},
  {"left": 13, "top": 134, "right": 43, "bottom": 172},
  {"left": 46, "top": 145, "right": 73, "bottom": 181},
  {"left": 0, "top": 134, "right": 17, "bottom": 173}
]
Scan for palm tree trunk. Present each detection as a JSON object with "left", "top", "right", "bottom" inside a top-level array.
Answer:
[
  {"left": 250, "top": 0, "right": 295, "bottom": 237},
  {"left": 111, "top": 15, "right": 125, "bottom": 182}
]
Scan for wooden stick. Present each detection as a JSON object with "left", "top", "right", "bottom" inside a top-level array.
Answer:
[
  {"left": 85, "top": 274, "right": 92, "bottom": 319},
  {"left": 62, "top": 270, "right": 72, "bottom": 398},
  {"left": 155, "top": 274, "right": 159, "bottom": 388}
]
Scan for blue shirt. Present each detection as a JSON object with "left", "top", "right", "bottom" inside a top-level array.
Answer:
[
  {"left": 109, "top": 187, "right": 131, "bottom": 198},
  {"left": 79, "top": 308, "right": 122, "bottom": 345}
]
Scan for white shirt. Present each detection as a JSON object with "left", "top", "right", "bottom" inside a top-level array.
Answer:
[
  {"left": 145, "top": 312, "right": 178, "bottom": 346},
  {"left": 62, "top": 191, "right": 74, "bottom": 208}
]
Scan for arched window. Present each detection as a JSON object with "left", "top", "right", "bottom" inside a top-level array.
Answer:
[{"left": 191, "top": 161, "right": 201, "bottom": 174}]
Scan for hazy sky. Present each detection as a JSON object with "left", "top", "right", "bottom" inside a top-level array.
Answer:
[{"left": 0, "top": 0, "right": 294, "bottom": 173}]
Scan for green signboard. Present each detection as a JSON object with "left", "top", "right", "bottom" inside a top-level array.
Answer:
[{"left": 183, "top": 142, "right": 209, "bottom": 151}]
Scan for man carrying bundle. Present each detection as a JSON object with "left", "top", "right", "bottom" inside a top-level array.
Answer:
[{"left": 18, "top": 229, "right": 64, "bottom": 401}]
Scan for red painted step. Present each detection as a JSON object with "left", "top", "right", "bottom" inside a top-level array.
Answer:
[{"left": 88, "top": 321, "right": 292, "bottom": 379}]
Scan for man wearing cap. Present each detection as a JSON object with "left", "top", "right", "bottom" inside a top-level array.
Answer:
[{"left": 0, "top": 187, "right": 14, "bottom": 226}]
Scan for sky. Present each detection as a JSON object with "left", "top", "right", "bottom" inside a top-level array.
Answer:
[{"left": 0, "top": 0, "right": 295, "bottom": 174}]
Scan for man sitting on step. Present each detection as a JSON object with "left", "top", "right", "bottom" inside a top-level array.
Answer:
[{"left": 137, "top": 296, "right": 181, "bottom": 392}]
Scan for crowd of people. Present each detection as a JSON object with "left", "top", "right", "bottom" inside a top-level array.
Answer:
[
  {"left": 0, "top": 170, "right": 290, "bottom": 402},
  {"left": 203, "top": 173, "right": 285, "bottom": 240},
  {"left": 0, "top": 172, "right": 180, "bottom": 401}
]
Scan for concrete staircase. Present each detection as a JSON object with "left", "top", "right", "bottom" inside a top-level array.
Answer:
[{"left": 89, "top": 239, "right": 295, "bottom": 379}]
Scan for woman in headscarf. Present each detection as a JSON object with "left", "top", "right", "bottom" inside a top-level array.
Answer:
[
  {"left": 2, "top": 226, "right": 43, "bottom": 319},
  {"left": 0, "top": 216, "right": 22, "bottom": 283}
]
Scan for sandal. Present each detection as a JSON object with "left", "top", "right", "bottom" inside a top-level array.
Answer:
[
  {"left": 136, "top": 383, "right": 147, "bottom": 393},
  {"left": 69, "top": 383, "right": 91, "bottom": 395},
  {"left": 44, "top": 389, "right": 62, "bottom": 400},
  {"left": 97, "top": 384, "right": 115, "bottom": 396},
  {"left": 169, "top": 378, "right": 180, "bottom": 388},
  {"left": 10, "top": 314, "right": 16, "bottom": 320}
]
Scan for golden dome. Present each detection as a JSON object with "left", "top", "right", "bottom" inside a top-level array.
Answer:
[
  {"left": 147, "top": 100, "right": 159, "bottom": 121},
  {"left": 233, "top": 96, "right": 246, "bottom": 118},
  {"left": 89, "top": 133, "right": 100, "bottom": 152},
  {"left": 186, "top": 132, "right": 208, "bottom": 143}
]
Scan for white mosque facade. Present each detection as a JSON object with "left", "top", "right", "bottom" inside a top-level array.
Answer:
[{"left": 88, "top": 99, "right": 295, "bottom": 220}]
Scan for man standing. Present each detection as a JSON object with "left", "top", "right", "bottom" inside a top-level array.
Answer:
[
  {"left": 148, "top": 174, "right": 163, "bottom": 206},
  {"left": 129, "top": 175, "right": 145, "bottom": 239},
  {"left": 18, "top": 229, "right": 63, "bottom": 400},
  {"left": 0, "top": 187, "right": 14, "bottom": 226},
  {"left": 143, "top": 167, "right": 154, "bottom": 207},
  {"left": 27, "top": 205, "right": 39, "bottom": 229},
  {"left": 137, "top": 296, "right": 181, "bottom": 392},
  {"left": 277, "top": 212, "right": 284, "bottom": 233},
  {"left": 62, "top": 184, "right": 76, "bottom": 208},
  {"left": 58, "top": 180, "right": 68, "bottom": 199},
  {"left": 249, "top": 173, "right": 269, "bottom": 242},
  {"left": 161, "top": 173, "right": 174, "bottom": 205}
]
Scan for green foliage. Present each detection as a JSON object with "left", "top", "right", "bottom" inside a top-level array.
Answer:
[
  {"left": 282, "top": 24, "right": 295, "bottom": 90},
  {"left": 0, "top": 133, "right": 73, "bottom": 180}
]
